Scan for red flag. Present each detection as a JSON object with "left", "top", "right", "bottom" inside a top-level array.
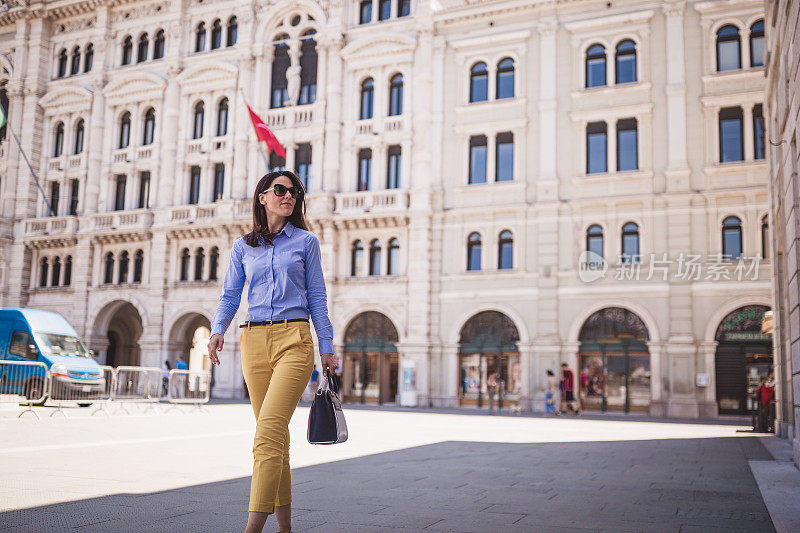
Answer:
[{"left": 246, "top": 104, "right": 286, "bottom": 159}]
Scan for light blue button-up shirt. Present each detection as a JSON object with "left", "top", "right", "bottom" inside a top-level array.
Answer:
[{"left": 210, "top": 221, "right": 334, "bottom": 355}]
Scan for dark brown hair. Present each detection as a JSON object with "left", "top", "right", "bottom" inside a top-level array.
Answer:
[{"left": 244, "top": 171, "right": 309, "bottom": 247}]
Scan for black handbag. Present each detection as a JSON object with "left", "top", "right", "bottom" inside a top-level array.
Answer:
[{"left": 307, "top": 371, "right": 348, "bottom": 445}]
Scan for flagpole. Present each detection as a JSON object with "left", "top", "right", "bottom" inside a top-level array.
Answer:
[
  {"left": 238, "top": 88, "right": 271, "bottom": 171},
  {"left": 5, "top": 118, "right": 56, "bottom": 217}
]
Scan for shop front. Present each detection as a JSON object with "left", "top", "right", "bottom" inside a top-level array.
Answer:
[{"left": 341, "top": 311, "right": 399, "bottom": 405}]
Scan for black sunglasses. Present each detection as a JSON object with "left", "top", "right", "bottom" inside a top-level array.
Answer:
[{"left": 262, "top": 184, "right": 303, "bottom": 198}]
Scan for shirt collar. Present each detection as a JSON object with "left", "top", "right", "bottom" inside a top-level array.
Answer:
[{"left": 279, "top": 221, "right": 295, "bottom": 238}]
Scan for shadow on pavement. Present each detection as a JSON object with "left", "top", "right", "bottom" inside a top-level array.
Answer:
[{"left": 0, "top": 437, "right": 776, "bottom": 533}]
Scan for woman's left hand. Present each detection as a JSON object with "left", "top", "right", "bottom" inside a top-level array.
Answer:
[{"left": 320, "top": 353, "right": 337, "bottom": 377}]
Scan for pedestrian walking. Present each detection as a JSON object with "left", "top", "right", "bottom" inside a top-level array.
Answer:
[
  {"left": 487, "top": 371, "right": 498, "bottom": 414},
  {"left": 760, "top": 371, "right": 775, "bottom": 433},
  {"left": 207, "top": 170, "right": 335, "bottom": 533},
  {"left": 161, "top": 360, "right": 171, "bottom": 397},
  {"left": 545, "top": 369, "right": 558, "bottom": 415},
  {"left": 173, "top": 356, "right": 188, "bottom": 398},
  {"left": 559, "top": 362, "right": 581, "bottom": 415}
]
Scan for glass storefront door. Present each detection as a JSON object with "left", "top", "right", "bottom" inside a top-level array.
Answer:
[
  {"left": 579, "top": 348, "right": 650, "bottom": 412},
  {"left": 459, "top": 352, "right": 521, "bottom": 407}
]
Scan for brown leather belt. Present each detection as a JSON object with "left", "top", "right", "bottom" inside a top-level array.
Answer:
[{"left": 239, "top": 318, "right": 309, "bottom": 328}]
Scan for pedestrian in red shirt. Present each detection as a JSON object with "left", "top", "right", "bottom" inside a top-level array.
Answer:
[{"left": 560, "top": 363, "right": 581, "bottom": 415}]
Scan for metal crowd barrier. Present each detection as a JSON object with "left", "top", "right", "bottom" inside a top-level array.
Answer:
[
  {"left": 48, "top": 363, "right": 107, "bottom": 418},
  {"left": 0, "top": 360, "right": 49, "bottom": 419},
  {"left": 113, "top": 366, "right": 163, "bottom": 414},
  {"left": 90, "top": 365, "right": 117, "bottom": 417},
  {"left": 166, "top": 369, "right": 211, "bottom": 412}
]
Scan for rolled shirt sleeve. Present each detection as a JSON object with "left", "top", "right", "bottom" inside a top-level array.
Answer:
[
  {"left": 210, "top": 239, "right": 246, "bottom": 337},
  {"left": 304, "top": 233, "right": 334, "bottom": 355}
]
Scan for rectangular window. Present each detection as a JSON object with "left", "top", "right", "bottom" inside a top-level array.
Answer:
[
  {"left": 359, "top": 0, "right": 372, "bottom": 24},
  {"left": 616, "top": 118, "right": 638, "bottom": 171},
  {"left": 269, "top": 151, "right": 286, "bottom": 172},
  {"left": 138, "top": 171, "right": 150, "bottom": 209},
  {"left": 753, "top": 104, "right": 764, "bottom": 160},
  {"left": 719, "top": 107, "right": 744, "bottom": 163},
  {"left": 69, "top": 179, "right": 79, "bottom": 215},
  {"left": 378, "top": 0, "right": 391, "bottom": 20},
  {"left": 114, "top": 175, "right": 126, "bottom": 211},
  {"left": 295, "top": 144, "right": 312, "bottom": 193},
  {"left": 188, "top": 166, "right": 201, "bottom": 205},
  {"left": 586, "top": 121, "right": 607, "bottom": 174},
  {"left": 49, "top": 182, "right": 60, "bottom": 217},
  {"left": 398, "top": 0, "right": 411, "bottom": 17},
  {"left": 213, "top": 163, "right": 225, "bottom": 202},
  {"left": 468, "top": 135, "right": 487, "bottom": 184},
  {"left": 358, "top": 149, "right": 372, "bottom": 191},
  {"left": 387, "top": 145, "right": 401, "bottom": 189},
  {"left": 496, "top": 132, "right": 513, "bottom": 181}
]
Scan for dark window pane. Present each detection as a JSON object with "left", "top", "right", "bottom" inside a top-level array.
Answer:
[
  {"left": 379, "top": 0, "right": 391, "bottom": 20},
  {"left": 753, "top": 104, "right": 764, "bottom": 160},
  {"left": 496, "top": 133, "right": 513, "bottom": 181},
  {"left": 470, "top": 63, "right": 488, "bottom": 102},
  {"left": 469, "top": 144, "right": 487, "bottom": 184},
  {"left": 468, "top": 243, "right": 481, "bottom": 271},
  {"left": 617, "top": 120, "right": 638, "bottom": 171},
  {"left": 114, "top": 175, "right": 126, "bottom": 211},
  {"left": 360, "top": 1, "right": 372, "bottom": 24},
  {"left": 497, "top": 59, "right": 514, "bottom": 99},
  {"left": 387, "top": 146, "right": 401, "bottom": 189},
  {"left": 587, "top": 122, "right": 607, "bottom": 174},
  {"left": 719, "top": 110, "right": 743, "bottom": 162}
]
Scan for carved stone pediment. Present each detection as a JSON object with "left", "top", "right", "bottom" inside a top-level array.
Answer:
[
  {"left": 341, "top": 33, "right": 417, "bottom": 68},
  {"left": 177, "top": 61, "right": 238, "bottom": 91},
  {"left": 104, "top": 72, "right": 167, "bottom": 103},
  {"left": 39, "top": 85, "right": 93, "bottom": 115}
]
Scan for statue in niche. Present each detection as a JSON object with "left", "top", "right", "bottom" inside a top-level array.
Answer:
[{"left": 286, "top": 64, "right": 301, "bottom": 106}]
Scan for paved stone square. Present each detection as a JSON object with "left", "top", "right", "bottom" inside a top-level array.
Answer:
[{"left": 0, "top": 403, "right": 795, "bottom": 532}]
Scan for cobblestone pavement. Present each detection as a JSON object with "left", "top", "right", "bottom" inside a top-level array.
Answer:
[{"left": 0, "top": 402, "right": 787, "bottom": 532}]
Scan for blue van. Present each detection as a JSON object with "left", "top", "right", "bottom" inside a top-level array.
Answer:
[{"left": 0, "top": 308, "right": 104, "bottom": 405}]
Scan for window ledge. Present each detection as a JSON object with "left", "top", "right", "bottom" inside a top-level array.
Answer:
[
  {"left": 455, "top": 97, "right": 527, "bottom": 115},
  {"left": 574, "top": 170, "right": 653, "bottom": 182},
  {"left": 172, "top": 280, "right": 219, "bottom": 288},
  {"left": 340, "top": 275, "right": 407, "bottom": 284},
  {"left": 456, "top": 180, "right": 525, "bottom": 192},
  {"left": 29, "top": 286, "right": 75, "bottom": 293},
  {"left": 571, "top": 81, "right": 651, "bottom": 99},
  {"left": 97, "top": 282, "right": 144, "bottom": 289},
  {"left": 704, "top": 161, "right": 766, "bottom": 174},
  {"left": 701, "top": 67, "right": 765, "bottom": 82}
]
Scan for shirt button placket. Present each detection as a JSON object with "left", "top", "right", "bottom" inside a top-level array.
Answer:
[{"left": 267, "top": 245, "right": 274, "bottom": 321}]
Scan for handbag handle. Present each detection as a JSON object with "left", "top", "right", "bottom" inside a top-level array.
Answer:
[{"left": 321, "top": 366, "right": 340, "bottom": 395}]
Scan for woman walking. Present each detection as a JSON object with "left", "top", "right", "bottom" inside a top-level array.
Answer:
[{"left": 207, "top": 171, "right": 336, "bottom": 533}]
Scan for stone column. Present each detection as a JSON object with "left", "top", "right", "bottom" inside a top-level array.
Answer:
[
  {"left": 663, "top": 1, "right": 690, "bottom": 192},
  {"left": 648, "top": 341, "right": 666, "bottom": 416},
  {"left": 2, "top": 84, "right": 24, "bottom": 219},
  {"left": 157, "top": 66, "right": 181, "bottom": 207},
  {"left": 232, "top": 56, "right": 254, "bottom": 199},
  {"left": 537, "top": 18, "right": 558, "bottom": 200},
  {"left": 517, "top": 341, "right": 534, "bottom": 411},
  {"left": 666, "top": 340, "right": 699, "bottom": 417},
  {"left": 322, "top": 32, "right": 344, "bottom": 195},
  {"left": 698, "top": 340, "right": 719, "bottom": 417},
  {"left": 438, "top": 343, "right": 459, "bottom": 408},
  {"left": 743, "top": 105, "right": 755, "bottom": 162}
]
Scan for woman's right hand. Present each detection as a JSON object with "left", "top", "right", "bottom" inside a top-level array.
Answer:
[{"left": 207, "top": 334, "right": 224, "bottom": 366}]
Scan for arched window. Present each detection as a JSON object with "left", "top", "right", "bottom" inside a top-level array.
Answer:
[
  {"left": 39, "top": 258, "right": 49, "bottom": 287},
  {"left": 84, "top": 43, "right": 94, "bottom": 72},
  {"left": 210, "top": 19, "right": 222, "bottom": 50},
  {"left": 73, "top": 120, "right": 84, "bottom": 154},
  {"left": 716, "top": 25, "right": 741, "bottom": 71},
  {"left": 52, "top": 257, "right": 61, "bottom": 286},
  {"left": 722, "top": 216, "right": 742, "bottom": 260},
  {"left": 615, "top": 40, "right": 637, "bottom": 84},
  {"left": 227, "top": 16, "right": 238, "bottom": 47},
  {"left": 387, "top": 238, "right": 400, "bottom": 275},
  {"left": 153, "top": 30, "right": 165, "bottom": 59},
  {"left": 64, "top": 256, "right": 72, "bottom": 286},
  {"left": 216, "top": 98, "right": 229, "bottom": 136},
  {"left": 496, "top": 58, "right": 514, "bottom": 99},
  {"left": 133, "top": 249, "right": 143, "bottom": 283},
  {"left": 750, "top": 20, "right": 765, "bottom": 68},
  {"left": 57, "top": 48, "right": 67, "bottom": 77},
  {"left": 118, "top": 251, "right": 129, "bottom": 284},
  {"left": 53, "top": 122, "right": 64, "bottom": 157},
  {"left": 585, "top": 44, "right": 606, "bottom": 88},
  {"left": 121, "top": 36, "right": 133, "bottom": 65},
  {"left": 469, "top": 62, "right": 488, "bottom": 102},
  {"left": 180, "top": 248, "right": 190, "bottom": 281},
  {"left": 299, "top": 31, "right": 317, "bottom": 105},
  {"left": 119, "top": 112, "right": 131, "bottom": 149},
  {"left": 142, "top": 108, "right": 155, "bottom": 145},
  {"left": 351, "top": 240, "right": 363, "bottom": 276},
  {"left": 369, "top": 240, "right": 381, "bottom": 276},
  {"left": 586, "top": 224, "right": 604, "bottom": 260},
  {"left": 761, "top": 214, "right": 769, "bottom": 259},
  {"left": 467, "top": 232, "right": 482, "bottom": 271},
  {"left": 388, "top": 73, "right": 403, "bottom": 116},
  {"left": 195, "top": 22, "right": 206, "bottom": 53},
  {"left": 137, "top": 33, "right": 149, "bottom": 63},
  {"left": 498, "top": 230, "right": 513, "bottom": 269},
  {"left": 270, "top": 38, "right": 290, "bottom": 108},
  {"left": 621, "top": 221, "right": 639, "bottom": 263},
  {"left": 194, "top": 248, "right": 205, "bottom": 281},
  {"left": 192, "top": 102, "right": 204, "bottom": 139},
  {"left": 360, "top": 78, "right": 374, "bottom": 119},
  {"left": 104, "top": 252, "right": 114, "bottom": 284},
  {"left": 209, "top": 247, "right": 219, "bottom": 280},
  {"left": 70, "top": 46, "right": 81, "bottom": 75}
]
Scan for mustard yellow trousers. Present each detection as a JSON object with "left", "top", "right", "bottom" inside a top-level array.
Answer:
[{"left": 240, "top": 321, "right": 315, "bottom": 514}]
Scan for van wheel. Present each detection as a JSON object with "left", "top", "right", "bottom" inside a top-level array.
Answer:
[
  {"left": 77, "top": 403, "right": 92, "bottom": 407},
  {"left": 23, "top": 377, "right": 46, "bottom": 406}
]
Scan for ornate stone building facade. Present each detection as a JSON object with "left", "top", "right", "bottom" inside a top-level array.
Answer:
[
  {"left": 0, "top": 0, "right": 772, "bottom": 417},
  {"left": 764, "top": 0, "right": 799, "bottom": 464}
]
